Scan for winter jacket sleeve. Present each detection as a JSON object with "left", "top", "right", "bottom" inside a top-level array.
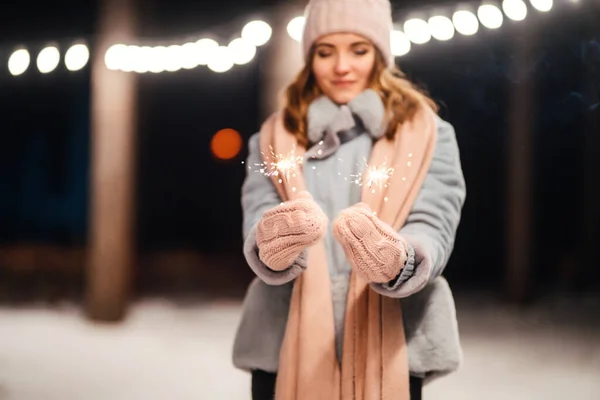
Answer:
[
  {"left": 241, "top": 133, "right": 307, "bottom": 285},
  {"left": 371, "top": 116, "right": 466, "bottom": 298}
]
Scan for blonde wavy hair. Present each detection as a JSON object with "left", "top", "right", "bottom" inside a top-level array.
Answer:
[{"left": 283, "top": 48, "right": 438, "bottom": 147}]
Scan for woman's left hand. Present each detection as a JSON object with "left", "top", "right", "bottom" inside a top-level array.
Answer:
[{"left": 332, "top": 202, "right": 408, "bottom": 283}]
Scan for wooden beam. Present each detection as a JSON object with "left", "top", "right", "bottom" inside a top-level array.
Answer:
[
  {"left": 259, "top": 1, "right": 304, "bottom": 119},
  {"left": 580, "top": 17, "right": 600, "bottom": 290},
  {"left": 85, "top": 0, "right": 138, "bottom": 321},
  {"left": 505, "top": 28, "right": 536, "bottom": 304}
]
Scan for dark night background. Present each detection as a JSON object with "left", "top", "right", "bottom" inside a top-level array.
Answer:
[{"left": 0, "top": 0, "right": 598, "bottom": 300}]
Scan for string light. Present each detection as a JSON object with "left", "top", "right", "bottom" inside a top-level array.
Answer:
[
  {"left": 478, "top": 4, "right": 504, "bottom": 29},
  {"left": 207, "top": 46, "right": 234, "bottom": 73},
  {"left": 8, "top": 49, "right": 30, "bottom": 76},
  {"left": 453, "top": 10, "right": 479, "bottom": 35},
  {"left": 390, "top": 30, "right": 411, "bottom": 57},
  {"left": 503, "top": 0, "right": 528, "bottom": 21},
  {"left": 403, "top": 18, "right": 431, "bottom": 44},
  {"left": 530, "top": 0, "right": 553, "bottom": 12},
  {"left": 241, "top": 20, "right": 272, "bottom": 46},
  {"left": 286, "top": 17, "right": 305, "bottom": 42},
  {"left": 37, "top": 46, "right": 60, "bottom": 74},
  {"left": 228, "top": 38, "right": 257, "bottom": 65},
  {"left": 64, "top": 44, "right": 90, "bottom": 71},
  {"left": 428, "top": 16, "right": 455, "bottom": 41},
  {"left": 2, "top": 1, "right": 569, "bottom": 77},
  {"left": 195, "top": 39, "right": 219, "bottom": 66}
]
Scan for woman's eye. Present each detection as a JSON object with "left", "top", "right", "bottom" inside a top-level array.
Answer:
[
  {"left": 354, "top": 49, "right": 369, "bottom": 56},
  {"left": 317, "top": 51, "right": 332, "bottom": 58}
]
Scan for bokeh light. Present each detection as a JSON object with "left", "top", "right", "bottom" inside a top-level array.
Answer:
[
  {"left": 211, "top": 129, "right": 243, "bottom": 160},
  {"left": 453, "top": 10, "right": 479, "bottom": 35},
  {"left": 503, "top": 0, "right": 528, "bottom": 21},
  {"left": 37, "top": 46, "right": 60, "bottom": 74},
  {"left": 8, "top": 49, "right": 30, "bottom": 76},
  {"left": 403, "top": 18, "right": 431, "bottom": 44},
  {"left": 241, "top": 20, "right": 272, "bottom": 46},
  {"left": 287, "top": 17, "right": 305, "bottom": 42},
  {"left": 390, "top": 30, "right": 411, "bottom": 57},
  {"left": 478, "top": 4, "right": 504, "bottom": 29},
  {"left": 428, "top": 16, "right": 455, "bottom": 41},
  {"left": 65, "top": 44, "right": 90, "bottom": 71}
]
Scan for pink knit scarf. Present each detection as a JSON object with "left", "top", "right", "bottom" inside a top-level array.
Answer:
[{"left": 259, "top": 103, "right": 437, "bottom": 400}]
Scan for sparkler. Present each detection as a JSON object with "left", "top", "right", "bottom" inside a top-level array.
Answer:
[
  {"left": 351, "top": 158, "right": 394, "bottom": 194},
  {"left": 243, "top": 141, "right": 393, "bottom": 197},
  {"left": 252, "top": 145, "right": 304, "bottom": 184}
]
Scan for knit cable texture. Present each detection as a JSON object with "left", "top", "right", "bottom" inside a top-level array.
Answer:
[
  {"left": 333, "top": 202, "right": 408, "bottom": 283},
  {"left": 256, "top": 191, "right": 328, "bottom": 271}
]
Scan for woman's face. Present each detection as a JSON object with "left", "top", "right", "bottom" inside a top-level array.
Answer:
[{"left": 311, "top": 33, "right": 376, "bottom": 105}]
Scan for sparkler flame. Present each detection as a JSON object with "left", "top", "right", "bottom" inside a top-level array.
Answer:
[
  {"left": 254, "top": 145, "right": 304, "bottom": 183},
  {"left": 247, "top": 145, "right": 393, "bottom": 196},
  {"left": 351, "top": 158, "right": 394, "bottom": 193}
]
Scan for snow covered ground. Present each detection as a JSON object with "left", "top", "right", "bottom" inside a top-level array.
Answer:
[{"left": 0, "top": 295, "right": 598, "bottom": 400}]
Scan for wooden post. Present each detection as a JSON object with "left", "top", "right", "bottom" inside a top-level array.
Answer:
[
  {"left": 259, "top": 1, "right": 305, "bottom": 119},
  {"left": 580, "top": 15, "right": 600, "bottom": 290},
  {"left": 505, "top": 27, "right": 536, "bottom": 303},
  {"left": 85, "top": 0, "right": 138, "bottom": 321}
]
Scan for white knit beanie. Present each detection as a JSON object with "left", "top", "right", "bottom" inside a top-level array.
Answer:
[{"left": 301, "top": 0, "right": 394, "bottom": 67}]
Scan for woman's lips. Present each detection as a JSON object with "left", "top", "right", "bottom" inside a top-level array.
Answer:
[{"left": 332, "top": 80, "right": 355, "bottom": 87}]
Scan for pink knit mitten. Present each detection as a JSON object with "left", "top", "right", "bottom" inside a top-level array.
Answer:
[
  {"left": 256, "top": 191, "right": 328, "bottom": 271},
  {"left": 333, "top": 202, "right": 408, "bottom": 283}
]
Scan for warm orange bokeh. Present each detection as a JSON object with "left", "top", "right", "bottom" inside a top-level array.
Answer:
[{"left": 211, "top": 128, "right": 242, "bottom": 160}]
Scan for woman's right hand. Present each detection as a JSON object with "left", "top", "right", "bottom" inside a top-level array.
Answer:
[{"left": 256, "top": 191, "right": 328, "bottom": 271}]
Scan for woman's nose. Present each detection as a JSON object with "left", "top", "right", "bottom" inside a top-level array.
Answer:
[{"left": 334, "top": 54, "right": 351, "bottom": 74}]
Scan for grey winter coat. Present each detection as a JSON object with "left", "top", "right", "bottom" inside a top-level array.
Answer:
[{"left": 232, "top": 90, "right": 467, "bottom": 382}]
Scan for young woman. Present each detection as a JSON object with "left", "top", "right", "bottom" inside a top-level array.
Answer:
[{"left": 233, "top": 0, "right": 466, "bottom": 399}]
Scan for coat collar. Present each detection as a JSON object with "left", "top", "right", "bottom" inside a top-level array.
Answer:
[
  {"left": 307, "top": 89, "right": 387, "bottom": 144},
  {"left": 305, "top": 89, "right": 388, "bottom": 160}
]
